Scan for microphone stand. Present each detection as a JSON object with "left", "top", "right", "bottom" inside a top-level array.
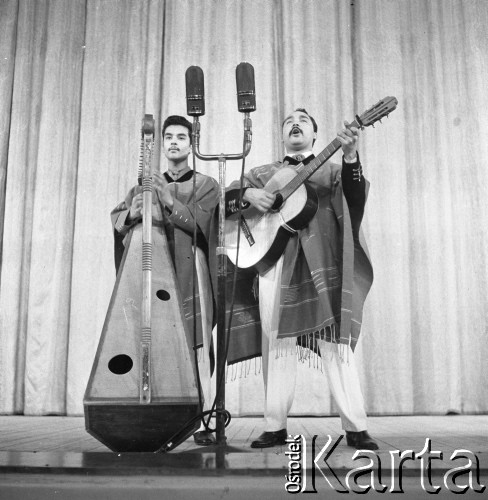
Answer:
[{"left": 192, "top": 114, "right": 252, "bottom": 447}]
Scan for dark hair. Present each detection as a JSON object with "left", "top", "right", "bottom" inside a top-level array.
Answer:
[
  {"left": 162, "top": 115, "right": 193, "bottom": 144},
  {"left": 294, "top": 108, "right": 317, "bottom": 134}
]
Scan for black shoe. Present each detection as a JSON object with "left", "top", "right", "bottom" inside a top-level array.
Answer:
[
  {"left": 251, "top": 429, "right": 288, "bottom": 448},
  {"left": 193, "top": 430, "right": 216, "bottom": 446},
  {"left": 345, "top": 430, "right": 379, "bottom": 450}
]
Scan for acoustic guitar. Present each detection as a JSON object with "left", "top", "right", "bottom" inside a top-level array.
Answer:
[{"left": 225, "top": 96, "right": 398, "bottom": 273}]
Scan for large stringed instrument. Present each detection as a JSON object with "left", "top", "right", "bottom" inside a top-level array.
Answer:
[
  {"left": 84, "top": 115, "right": 201, "bottom": 452},
  {"left": 225, "top": 97, "right": 398, "bottom": 273}
]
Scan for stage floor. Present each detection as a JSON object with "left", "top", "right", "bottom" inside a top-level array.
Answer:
[{"left": 0, "top": 415, "right": 487, "bottom": 499}]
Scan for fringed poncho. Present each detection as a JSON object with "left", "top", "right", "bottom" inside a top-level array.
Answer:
[{"left": 217, "top": 157, "right": 373, "bottom": 365}]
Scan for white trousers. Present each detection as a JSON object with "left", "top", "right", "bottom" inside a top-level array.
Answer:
[
  {"left": 259, "top": 255, "right": 368, "bottom": 433},
  {"left": 194, "top": 247, "right": 214, "bottom": 431}
]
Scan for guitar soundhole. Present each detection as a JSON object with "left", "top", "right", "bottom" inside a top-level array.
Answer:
[
  {"left": 156, "top": 289, "right": 170, "bottom": 301},
  {"left": 271, "top": 193, "right": 284, "bottom": 211},
  {"left": 108, "top": 354, "right": 133, "bottom": 375}
]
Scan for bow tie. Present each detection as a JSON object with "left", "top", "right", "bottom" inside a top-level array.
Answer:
[{"left": 283, "top": 154, "right": 315, "bottom": 166}]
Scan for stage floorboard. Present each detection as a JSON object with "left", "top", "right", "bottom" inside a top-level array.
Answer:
[{"left": 0, "top": 415, "right": 486, "bottom": 499}]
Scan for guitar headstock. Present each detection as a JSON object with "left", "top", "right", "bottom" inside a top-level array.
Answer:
[{"left": 356, "top": 96, "right": 398, "bottom": 128}]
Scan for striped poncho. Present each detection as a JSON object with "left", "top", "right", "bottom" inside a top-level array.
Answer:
[
  {"left": 220, "top": 157, "right": 373, "bottom": 365},
  {"left": 111, "top": 170, "right": 219, "bottom": 350}
]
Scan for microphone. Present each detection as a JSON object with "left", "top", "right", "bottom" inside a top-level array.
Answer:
[
  {"left": 185, "top": 66, "right": 205, "bottom": 116},
  {"left": 235, "top": 62, "right": 256, "bottom": 113}
]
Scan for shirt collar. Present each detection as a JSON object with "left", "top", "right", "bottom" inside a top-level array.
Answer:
[
  {"left": 287, "top": 150, "right": 313, "bottom": 159},
  {"left": 164, "top": 169, "right": 194, "bottom": 183}
]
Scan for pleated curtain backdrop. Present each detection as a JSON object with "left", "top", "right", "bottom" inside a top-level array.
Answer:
[{"left": 1, "top": 0, "right": 487, "bottom": 417}]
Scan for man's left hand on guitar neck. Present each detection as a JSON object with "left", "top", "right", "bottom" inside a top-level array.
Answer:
[{"left": 338, "top": 120, "right": 360, "bottom": 162}]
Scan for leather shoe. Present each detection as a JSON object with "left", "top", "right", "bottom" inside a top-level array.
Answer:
[
  {"left": 193, "top": 430, "right": 216, "bottom": 446},
  {"left": 345, "top": 430, "right": 379, "bottom": 450},
  {"left": 251, "top": 429, "right": 288, "bottom": 448}
]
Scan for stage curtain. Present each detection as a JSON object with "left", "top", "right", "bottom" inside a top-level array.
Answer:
[
  {"left": 1, "top": 0, "right": 487, "bottom": 417},
  {"left": 0, "top": 0, "right": 87, "bottom": 414}
]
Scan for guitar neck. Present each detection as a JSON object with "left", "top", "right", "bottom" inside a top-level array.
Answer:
[{"left": 280, "top": 118, "right": 360, "bottom": 201}]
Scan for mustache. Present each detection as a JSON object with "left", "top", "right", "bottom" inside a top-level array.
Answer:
[{"left": 290, "top": 125, "right": 302, "bottom": 136}]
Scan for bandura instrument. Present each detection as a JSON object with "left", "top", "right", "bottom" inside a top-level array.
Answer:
[{"left": 84, "top": 115, "right": 200, "bottom": 452}]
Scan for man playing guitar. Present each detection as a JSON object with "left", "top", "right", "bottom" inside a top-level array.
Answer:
[{"left": 224, "top": 108, "right": 378, "bottom": 450}]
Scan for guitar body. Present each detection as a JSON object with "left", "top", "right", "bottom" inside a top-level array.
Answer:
[{"left": 226, "top": 167, "right": 318, "bottom": 273}]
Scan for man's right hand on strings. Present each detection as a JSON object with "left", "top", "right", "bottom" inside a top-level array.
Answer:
[
  {"left": 128, "top": 192, "right": 143, "bottom": 222},
  {"left": 243, "top": 188, "right": 276, "bottom": 213}
]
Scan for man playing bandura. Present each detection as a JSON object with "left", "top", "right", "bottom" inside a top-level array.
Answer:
[{"left": 112, "top": 115, "right": 219, "bottom": 446}]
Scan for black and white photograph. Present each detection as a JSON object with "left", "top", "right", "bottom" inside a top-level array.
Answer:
[{"left": 0, "top": 0, "right": 487, "bottom": 498}]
